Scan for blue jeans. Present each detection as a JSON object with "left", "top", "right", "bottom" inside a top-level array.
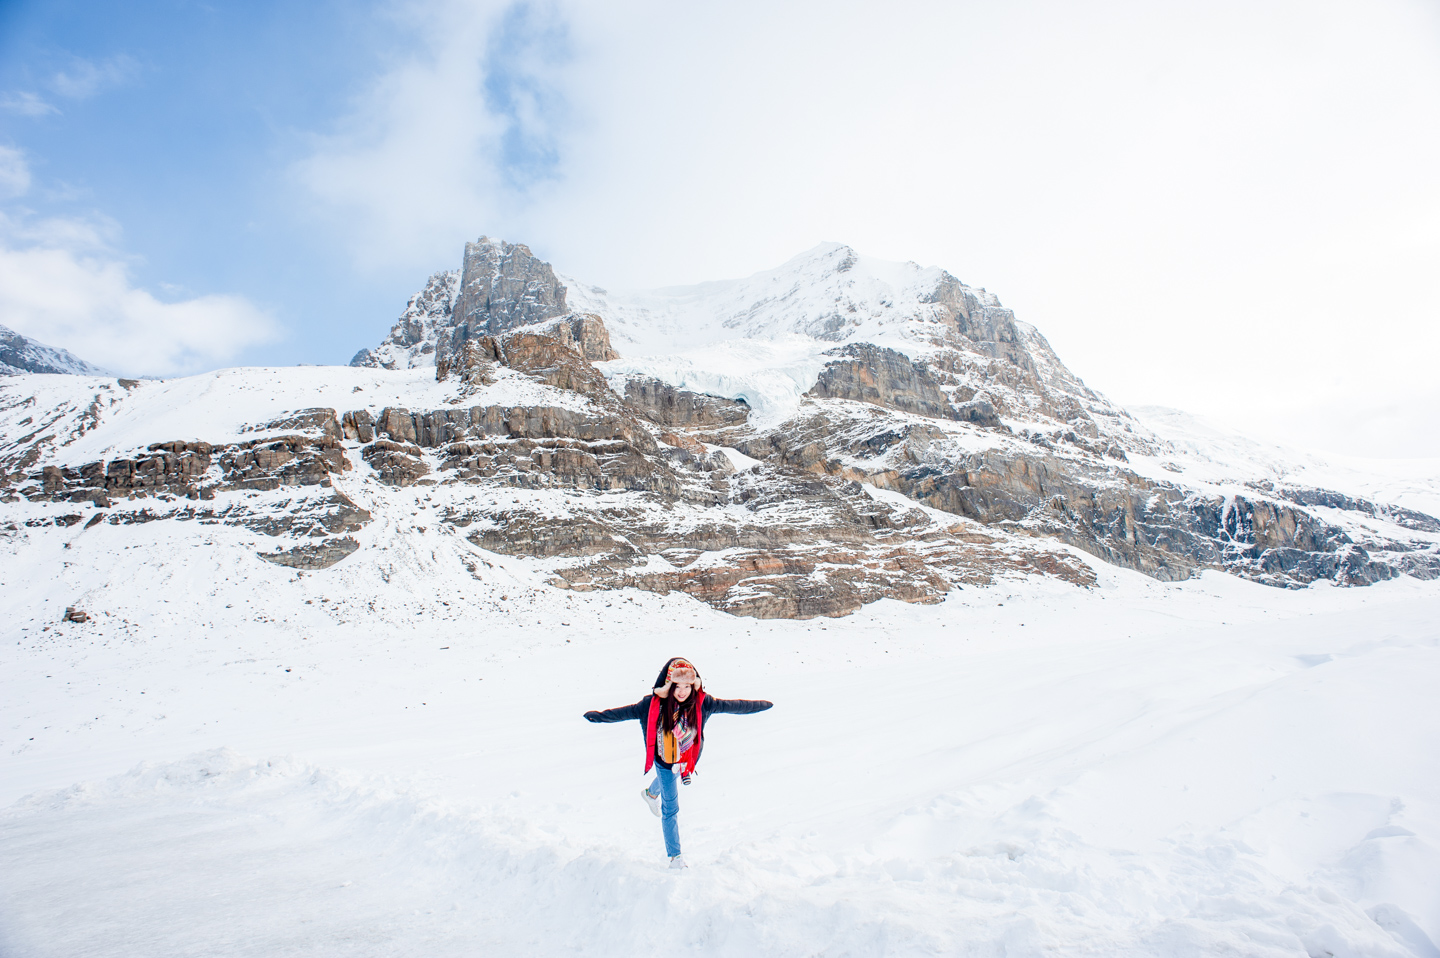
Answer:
[{"left": 647, "top": 766, "right": 681, "bottom": 857}]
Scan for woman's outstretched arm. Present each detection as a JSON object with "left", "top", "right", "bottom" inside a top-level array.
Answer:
[
  {"left": 583, "top": 698, "right": 648, "bottom": 723},
  {"left": 703, "top": 697, "right": 773, "bottom": 715}
]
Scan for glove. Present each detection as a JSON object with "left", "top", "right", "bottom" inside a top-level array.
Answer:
[
  {"left": 680, "top": 772, "right": 693, "bottom": 786},
  {"left": 583, "top": 711, "right": 603, "bottom": 722}
]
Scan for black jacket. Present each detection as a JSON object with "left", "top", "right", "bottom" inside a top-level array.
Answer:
[
  {"left": 584, "top": 692, "right": 773, "bottom": 769},
  {"left": 582, "top": 694, "right": 774, "bottom": 726}
]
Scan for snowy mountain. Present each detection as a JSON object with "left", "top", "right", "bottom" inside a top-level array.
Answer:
[
  {"left": 0, "top": 237, "right": 1434, "bottom": 623},
  {"left": 342, "top": 238, "right": 1439, "bottom": 596},
  {"left": 354, "top": 240, "right": 1107, "bottom": 431},
  {"left": 0, "top": 324, "right": 109, "bottom": 377}
]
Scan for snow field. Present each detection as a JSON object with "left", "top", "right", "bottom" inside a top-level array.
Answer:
[{"left": 2, "top": 507, "right": 1438, "bottom": 956}]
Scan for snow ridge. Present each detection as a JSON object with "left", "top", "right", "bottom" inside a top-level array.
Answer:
[{"left": 0, "top": 324, "right": 110, "bottom": 377}]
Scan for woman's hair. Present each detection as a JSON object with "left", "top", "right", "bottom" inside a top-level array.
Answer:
[
  {"left": 659, "top": 687, "right": 697, "bottom": 732},
  {"left": 655, "top": 656, "right": 700, "bottom": 732}
]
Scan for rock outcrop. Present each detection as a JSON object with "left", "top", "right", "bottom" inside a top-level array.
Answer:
[
  {"left": 357, "top": 240, "right": 620, "bottom": 385},
  {"left": 10, "top": 408, "right": 370, "bottom": 569},
  {"left": 443, "top": 238, "right": 570, "bottom": 371},
  {"left": 469, "top": 470, "right": 1096, "bottom": 618},
  {"left": 744, "top": 400, "right": 1422, "bottom": 588},
  {"left": 809, "top": 344, "right": 988, "bottom": 423},
  {"left": 623, "top": 378, "right": 750, "bottom": 428}
]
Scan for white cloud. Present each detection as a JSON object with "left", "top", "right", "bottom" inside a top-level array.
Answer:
[
  {"left": 293, "top": 0, "right": 1440, "bottom": 457},
  {"left": 0, "top": 213, "right": 280, "bottom": 377},
  {"left": 0, "top": 92, "right": 59, "bottom": 117},
  {"left": 0, "top": 147, "right": 31, "bottom": 200},
  {"left": 290, "top": 0, "right": 564, "bottom": 273},
  {"left": 49, "top": 55, "right": 140, "bottom": 100}
]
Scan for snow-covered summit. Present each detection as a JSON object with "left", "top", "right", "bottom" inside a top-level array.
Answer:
[
  {"left": 0, "top": 324, "right": 110, "bottom": 377},
  {"left": 562, "top": 242, "right": 1003, "bottom": 353},
  {"left": 355, "top": 238, "right": 1103, "bottom": 430}
]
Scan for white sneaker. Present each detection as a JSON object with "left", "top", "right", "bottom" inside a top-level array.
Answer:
[
  {"left": 668, "top": 854, "right": 687, "bottom": 869},
  {"left": 641, "top": 788, "right": 660, "bottom": 817}
]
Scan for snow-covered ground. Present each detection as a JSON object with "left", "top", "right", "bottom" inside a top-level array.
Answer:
[{"left": 2, "top": 505, "right": 1437, "bottom": 956}]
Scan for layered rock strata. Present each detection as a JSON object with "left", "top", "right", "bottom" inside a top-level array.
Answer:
[
  {"left": 622, "top": 378, "right": 750, "bottom": 429},
  {"left": 746, "top": 401, "right": 1421, "bottom": 588},
  {"left": 10, "top": 409, "right": 370, "bottom": 569},
  {"left": 463, "top": 472, "right": 1096, "bottom": 618}
]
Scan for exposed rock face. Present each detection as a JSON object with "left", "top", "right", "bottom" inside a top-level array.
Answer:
[
  {"left": 741, "top": 401, "right": 1424, "bottom": 588},
  {"left": 475, "top": 475, "right": 1097, "bottom": 618},
  {"left": 339, "top": 410, "right": 376, "bottom": 443},
  {"left": 28, "top": 430, "right": 354, "bottom": 504},
  {"left": 1259, "top": 484, "right": 1440, "bottom": 535},
  {"left": 1, "top": 324, "right": 109, "bottom": 377},
  {"left": 360, "top": 240, "right": 621, "bottom": 388},
  {"left": 326, "top": 378, "right": 1095, "bottom": 616},
  {"left": 809, "top": 344, "right": 993, "bottom": 423},
  {"left": 444, "top": 238, "right": 569, "bottom": 371},
  {"left": 361, "top": 440, "right": 431, "bottom": 487},
  {"left": 434, "top": 338, "right": 500, "bottom": 386},
  {"left": 545, "top": 314, "right": 618, "bottom": 364},
  {"left": 495, "top": 330, "right": 618, "bottom": 401},
  {"left": 623, "top": 378, "right": 751, "bottom": 428},
  {"left": 13, "top": 408, "right": 370, "bottom": 569},
  {"left": 360, "top": 401, "right": 684, "bottom": 497},
  {"left": 259, "top": 536, "right": 360, "bottom": 569}
]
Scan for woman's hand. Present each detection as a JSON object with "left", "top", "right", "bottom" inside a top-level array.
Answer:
[{"left": 583, "top": 711, "right": 603, "bottom": 722}]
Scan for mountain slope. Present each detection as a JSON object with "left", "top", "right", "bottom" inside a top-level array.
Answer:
[{"left": 0, "top": 324, "right": 109, "bottom": 377}]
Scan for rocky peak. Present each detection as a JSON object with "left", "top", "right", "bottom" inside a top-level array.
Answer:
[
  {"left": 447, "top": 237, "right": 568, "bottom": 358},
  {"left": 353, "top": 239, "right": 574, "bottom": 373}
]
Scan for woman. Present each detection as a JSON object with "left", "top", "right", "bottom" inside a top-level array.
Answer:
[{"left": 583, "top": 656, "right": 773, "bottom": 869}]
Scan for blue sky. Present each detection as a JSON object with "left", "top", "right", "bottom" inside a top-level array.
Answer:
[
  {"left": 0, "top": 0, "right": 568, "bottom": 370},
  {"left": 1, "top": 0, "right": 1438, "bottom": 457},
  {"left": 2, "top": 3, "right": 367, "bottom": 357}
]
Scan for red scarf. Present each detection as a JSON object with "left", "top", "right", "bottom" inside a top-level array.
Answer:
[{"left": 644, "top": 690, "right": 704, "bottom": 775}]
